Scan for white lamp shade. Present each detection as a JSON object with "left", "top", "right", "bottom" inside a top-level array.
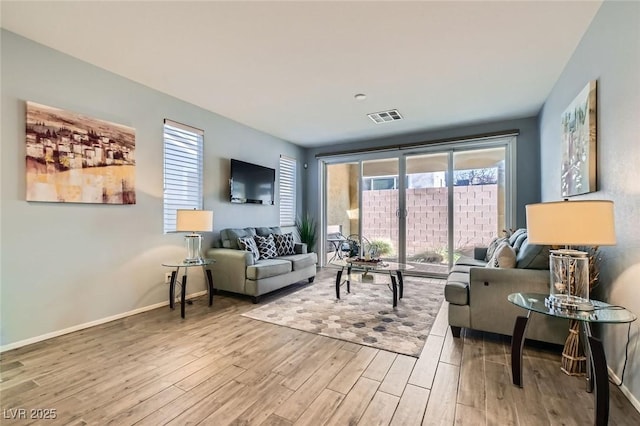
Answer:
[
  {"left": 176, "top": 210, "right": 213, "bottom": 233},
  {"left": 525, "top": 200, "right": 615, "bottom": 246}
]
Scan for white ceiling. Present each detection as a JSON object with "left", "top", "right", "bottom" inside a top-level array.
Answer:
[{"left": 1, "top": 1, "right": 602, "bottom": 147}]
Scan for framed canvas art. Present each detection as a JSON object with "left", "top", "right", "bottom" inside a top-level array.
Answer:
[
  {"left": 560, "top": 81, "right": 597, "bottom": 197},
  {"left": 25, "top": 101, "right": 136, "bottom": 204}
]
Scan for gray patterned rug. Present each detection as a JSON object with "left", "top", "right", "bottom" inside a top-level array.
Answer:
[{"left": 242, "top": 269, "right": 445, "bottom": 357}]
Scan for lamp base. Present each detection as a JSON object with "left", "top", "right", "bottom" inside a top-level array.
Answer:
[
  {"left": 184, "top": 234, "right": 203, "bottom": 264},
  {"left": 545, "top": 294, "right": 594, "bottom": 311}
]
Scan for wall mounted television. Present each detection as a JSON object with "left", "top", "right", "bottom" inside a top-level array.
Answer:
[{"left": 230, "top": 159, "right": 276, "bottom": 205}]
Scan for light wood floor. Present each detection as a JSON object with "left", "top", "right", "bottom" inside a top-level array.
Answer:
[{"left": 1, "top": 269, "right": 639, "bottom": 425}]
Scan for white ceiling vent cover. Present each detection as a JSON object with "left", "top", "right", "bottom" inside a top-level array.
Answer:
[{"left": 367, "top": 109, "right": 403, "bottom": 124}]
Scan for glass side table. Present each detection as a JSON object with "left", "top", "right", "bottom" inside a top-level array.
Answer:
[
  {"left": 162, "top": 259, "right": 215, "bottom": 319},
  {"left": 508, "top": 292, "right": 636, "bottom": 426}
]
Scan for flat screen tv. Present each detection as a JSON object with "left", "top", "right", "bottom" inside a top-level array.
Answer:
[{"left": 230, "top": 159, "right": 276, "bottom": 205}]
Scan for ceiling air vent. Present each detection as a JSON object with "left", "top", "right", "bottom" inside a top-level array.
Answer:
[{"left": 367, "top": 109, "right": 403, "bottom": 124}]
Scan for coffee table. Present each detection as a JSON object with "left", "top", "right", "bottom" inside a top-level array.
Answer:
[{"left": 332, "top": 258, "right": 413, "bottom": 307}]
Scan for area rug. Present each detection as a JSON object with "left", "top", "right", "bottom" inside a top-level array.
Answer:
[{"left": 242, "top": 271, "right": 445, "bottom": 357}]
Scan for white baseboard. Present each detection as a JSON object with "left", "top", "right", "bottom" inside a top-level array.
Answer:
[
  {"left": 0, "top": 290, "right": 207, "bottom": 353},
  {"left": 609, "top": 366, "right": 640, "bottom": 413}
]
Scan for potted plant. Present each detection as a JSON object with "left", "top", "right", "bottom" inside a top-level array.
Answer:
[{"left": 295, "top": 214, "right": 317, "bottom": 253}]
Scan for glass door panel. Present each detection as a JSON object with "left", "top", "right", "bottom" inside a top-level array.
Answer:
[
  {"left": 361, "top": 158, "right": 399, "bottom": 262},
  {"left": 452, "top": 147, "right": 506, "bottom": 259},
  {"left": 325, "top": 162, "right": 360, "bottom": 264},
  {"left": 404, "top": 153, "right": 450, "bottom": 275}
]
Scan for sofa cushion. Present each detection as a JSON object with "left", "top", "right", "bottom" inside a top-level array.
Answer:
[
  {"left": 450, "top": 264, "right": 473, "bottom": 274},
  {"left": 238, "top": 236, "right": 260, "bottom": 261},
  {"left": 280, "top": 253, "right": 317, "bottom": 271},
  {"left": 246, "top": 258, "right": 292, "bottom": 280},
  {"left": 508, "top": 228, "right": 527, "bottom": 246},
  {"left": 445, "top": 272, "right": 469, "bottom": 305},
  {"left": 511, "top": 232, "right": 528, "bottom": 253},
  {"left": 256, "top": 226, "right": 282, "bottom": 237},
  {"left": 222, "top": 228, "right": 256, "bottom": 249},
  {"left": 516, "top": 239, "right": 550, "bottom": 270},
  {"left": 455, "top": 256, "right": 487, "bottom": 267},
  {"left": 274, "top": 232, "right": 296, "bottom": 256},
  {"left": 255, "top": 234, "right": 278, "bottom": 259},
  {"left": 486, "top": 242, "right": 516, "bottom": 268}
]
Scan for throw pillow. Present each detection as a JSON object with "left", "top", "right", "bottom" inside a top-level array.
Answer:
[
  {"left": 274, "top": 232, "right": 296, "bottom": 256},
  {"left": 254, "top": 234, "right": 278, "bottom": 259},
  {"left": 486, "top": 242, "right": 517, "bottom": 268},
  {"left": 238, "top": 236, "right": 260, "bottom": 261},
  {"left": 485, "top": 236, "right": 508, "bottom": 261}
]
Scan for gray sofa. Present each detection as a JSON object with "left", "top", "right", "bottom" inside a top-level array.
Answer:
[
  {"left": 206, "top": 226, "right": 317, "bottom": 303},
  {"left": 445, "top": 229, "right": 569, "bottom": 345}
]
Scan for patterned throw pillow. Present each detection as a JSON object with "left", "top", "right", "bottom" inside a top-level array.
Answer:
[
  {"left": 485, "top": 236, "right": 508, "bottom": 261},
  {"left": 274, "top": 232, "right": 296, "bottom": 256},
  {"left": 238, "top": 236, "right": 260, "bottom": 261},
  {"left": 486, "top": 242, "right": 517, "bottom": 268},
  {"left": 254, "top": 234, "right": 278, "bottom": 259}
]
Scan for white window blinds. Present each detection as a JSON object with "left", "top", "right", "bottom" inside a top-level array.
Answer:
[
  {"left": 163, "top": 120, "right": 204, "bottom": 233},
  {"left": 279, "top": 155, "right": 297, "bottom": 226}
]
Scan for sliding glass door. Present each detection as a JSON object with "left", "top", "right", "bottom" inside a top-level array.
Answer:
[
  {"left": 322, "top": 137, "right": 513, "bottom": 275},
  {"left": 452, "top": 147, "right": 507, "bottom": 259},
  {"left": 361, "top": 158, "right": 399, "bottom": 263},
  {"left": 324, "top": 162, "right": 359, "bottom": 263},
  {"left": 404, "top": 152, "right": 450, "bottom": 274}
]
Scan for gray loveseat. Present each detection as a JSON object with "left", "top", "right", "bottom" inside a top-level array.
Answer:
[
  {"left": 445, "top": 228, "right": 569, "bottom": 345},
  {"left": 206, "top": 226, "right": 317, "bottom": 303}
]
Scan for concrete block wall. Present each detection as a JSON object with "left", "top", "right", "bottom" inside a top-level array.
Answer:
[{"left": 361, "top": 184, "right": 498, "bottom": 258}]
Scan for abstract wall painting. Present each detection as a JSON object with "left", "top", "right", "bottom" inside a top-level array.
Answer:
[
  {"left": 26, "top": 101, "right": 136, "bottom": 204},
  {"left": 560, "top": 80, "right": 597, "bottom": 197}
]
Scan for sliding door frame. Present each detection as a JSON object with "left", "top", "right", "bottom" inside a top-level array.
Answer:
[{"left": 319, "top": 135, "right": 517, "bottom": 272}]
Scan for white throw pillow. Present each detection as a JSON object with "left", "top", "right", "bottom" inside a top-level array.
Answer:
[
  {"left": 238, "top": 236, "right": 260, "bottom": 261},
  {"left": 486, "top": 242, "right": 517, "bottom": 268}
]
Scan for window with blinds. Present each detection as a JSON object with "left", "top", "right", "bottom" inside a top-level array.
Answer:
[
  {"left": 163, "top": 120, "right": 204, "bottom": 234},
  {"left": 279, "top": 155, "right": 297, "bottom": 226}
]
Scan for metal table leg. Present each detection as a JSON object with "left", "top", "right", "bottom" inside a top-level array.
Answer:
[
  {"left": 203, "top": 266, "right": 214, "bottom": 306},
  {"left": 511, "top": 313, "right": 530, "bottom": 387},
  {"left": 588, "top": 335, "right": 609, "bottom": 426}
]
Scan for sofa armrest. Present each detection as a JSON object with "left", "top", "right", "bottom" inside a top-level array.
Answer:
[
  {"left": 206, "top": 248, "right": 254, "bottom": 294},
  {"left": 467, "top": 266, "right": 568, "bottom": 344},
  {"left": 474, "top": 247, "right": 488, "bottom": 261},
  {"left": 295, "top": 242, "right": 308, "bottom": 254}
]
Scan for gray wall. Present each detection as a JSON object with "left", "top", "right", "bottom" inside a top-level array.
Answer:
[
  {"left": 0, "top": 30, "right": 304, "bottom": 347},
  {"left": 538, "top": 1, "right": 640, "bottom": 406},
  {"left": 304, "top": 117, "right": 541, "bottom": 229}
]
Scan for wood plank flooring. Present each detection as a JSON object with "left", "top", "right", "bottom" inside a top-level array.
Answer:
[{"left": 1, "top": 268, "right": 639, "bottom": 425}]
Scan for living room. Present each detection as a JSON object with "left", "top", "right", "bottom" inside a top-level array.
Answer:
[{"left": 1, "top": 1, "right": 639, "bottom": 424}]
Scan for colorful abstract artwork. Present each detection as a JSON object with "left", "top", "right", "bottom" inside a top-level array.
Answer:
[
  {"left": 26, "top": 102, "right": 136, "bottom": 204},
  {"left": 561, "top": 81, "right": 597, "bottom": 197}
]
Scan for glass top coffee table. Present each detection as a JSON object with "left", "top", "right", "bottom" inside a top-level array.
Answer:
[
  {"left": 331, "top": 258, "right": 414, "bottom": 307},
  {"left": 508, "top": 292, "right": 636, "bottom": 426}
]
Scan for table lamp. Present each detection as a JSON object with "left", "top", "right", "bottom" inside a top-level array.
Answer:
[
  {"left": 176, "top": 209, "right": 213, "bottom": 263},
  {"left": 525, "top": 200, "right": 615, "bottom": 311}
]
